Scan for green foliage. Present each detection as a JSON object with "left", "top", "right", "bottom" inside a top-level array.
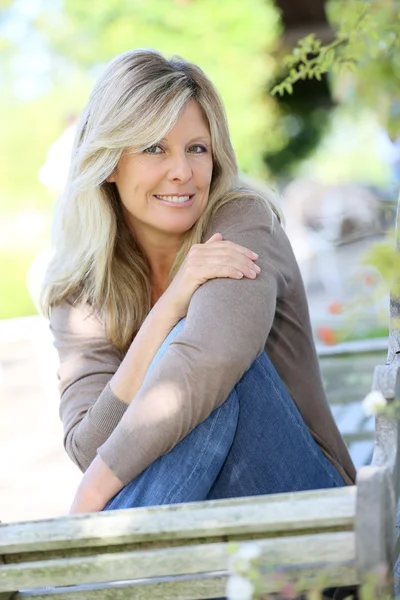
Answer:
[
  {"left": 364, "top": 233, "right": 400, "bottom": 298},
  {"left": 270, "top": 0, "right": 400, "bottom": 304},
  {"left": 272, "top": 0, "right": 400, "bottom": 136},
  {"left": 0, "top": 249, "right": 38, "bottom": 319},
  {"left": 263, "top": 75, "right": 333, "bottom": 177},
  {"left": 0, "top": 78, "right": 91, "bottom": 213}
]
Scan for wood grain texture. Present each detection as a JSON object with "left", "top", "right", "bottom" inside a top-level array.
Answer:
[
  {"left": 14, "top": 564, "right": 358, "bottom": 600},
  {"left": 356, "top": 464, "right": 395, "bottom": 598},
  {"left": 372, "top": 413, "right": 400, "bottom": 502},
  {"left": 0, "top": 487, "right": 356, "bottom": 555},
  {"left": 13, "top": 573, "right": 227, "bottom": 600},
  {"left": 373, "top": 363, "right": 400, "bottom": 403},
  {"left": 0, "top": 554, "right": 14, "bottom": 600},
  {"left": 0, "top": 531, "right": 356, "bottom": 592}
]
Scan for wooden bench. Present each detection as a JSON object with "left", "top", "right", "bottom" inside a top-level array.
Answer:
[{"left": 2, "top": 224, "right": 400, "bottom": 599}]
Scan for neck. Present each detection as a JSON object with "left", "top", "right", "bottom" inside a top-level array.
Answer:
[
  {"left": 147, "top": 242, "right": 180, "bottom": 306},
  {"left": 148, "top": 243, "right": 178, "bottom": 282},
  {"left": 131, "top": 226, "right": 183, "bottom": 301}
]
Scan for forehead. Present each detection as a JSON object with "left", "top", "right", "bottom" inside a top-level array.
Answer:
[{"left": 165, "top": 100, "right": 210, "bottom": 139}]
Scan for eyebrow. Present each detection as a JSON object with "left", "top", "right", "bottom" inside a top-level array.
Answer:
[{"left": 159, "top": 136, "right": 211, "bottom": 145}]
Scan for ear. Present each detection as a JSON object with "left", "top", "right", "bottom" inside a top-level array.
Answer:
[{"left": 106, "top": 172, "right": 116, "bottom": 183}]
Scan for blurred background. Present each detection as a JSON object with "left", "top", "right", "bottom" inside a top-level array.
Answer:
[{"left": 0, "top": 0, "right": 399, "bottom": 522}]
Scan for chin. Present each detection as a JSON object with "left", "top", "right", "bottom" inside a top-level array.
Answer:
[
  {"left": 158, "top": 216, "right": 200, "bottom": 235},
  {"left": 162, "top": 223, "right": 196, "bottom": 236}
]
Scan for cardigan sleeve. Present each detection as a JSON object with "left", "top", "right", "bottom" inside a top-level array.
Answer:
[
  {"left": 50, "top": 300, "right": 127, "bottom": 472},
  {"left": 98, "top": 197, "right": 295, "bottom": 484}
]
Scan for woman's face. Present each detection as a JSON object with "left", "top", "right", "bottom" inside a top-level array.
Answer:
[{"left": 108, "top": 100, "right": 213, "bottom": 242}]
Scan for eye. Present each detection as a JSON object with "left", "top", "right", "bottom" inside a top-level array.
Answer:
[
  {"left": 144, "top": 144, "right": 164, "bottom": 154},
  {"left": 189, "top": 144, "right": 208, "bottom": 154}
]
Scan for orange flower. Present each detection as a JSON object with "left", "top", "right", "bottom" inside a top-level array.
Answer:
[
  {"left": 328, "top": 301, "right": 343, "bottom": 315},
  {"left": 317, "top": 326, "right": 336, "bottom": 345}
]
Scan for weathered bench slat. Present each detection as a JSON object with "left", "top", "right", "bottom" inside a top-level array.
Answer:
[
  {"left": 0, "top": 487, "right": 356, "bottom": 555},
  {"left": 14, "top": 564, "right": 359, "bottom": 600},
  {"left": 0, "top": 531, "right": 356, "bottom": 593},
  {"left": 16, "top": 573, "right": 228, "bottom": 600}
]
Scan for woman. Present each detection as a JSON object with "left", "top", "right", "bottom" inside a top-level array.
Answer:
[{"left": 41, "top": 49, "right": 355, "bottom": 515}]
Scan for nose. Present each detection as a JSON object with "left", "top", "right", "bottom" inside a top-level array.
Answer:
[{"left": 166, "top": 151, "right": 193, "bottom": 183}]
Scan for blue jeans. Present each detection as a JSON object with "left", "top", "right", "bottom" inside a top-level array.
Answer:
[{"left": 104, "top": 319, "right": 344, "bottom": 510}]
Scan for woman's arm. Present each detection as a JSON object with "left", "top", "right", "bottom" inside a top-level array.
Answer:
[
  {"left": 53, "top": 234, "right": 259, "bottom": 512},
  {"left": 64, "top": 302, "right": 180, "bottom": 513},
  {"left": 54, "top": 233, "right": 257, "bottom": 473},
  {"left": 108, "top": 232, "right": 258, "bottom": 403},
  {"left": 107, "top": 300, "right": 179, "bottom": 402},
  {"left": 52, "top": 297, "right": 182, "bottom": 473}
]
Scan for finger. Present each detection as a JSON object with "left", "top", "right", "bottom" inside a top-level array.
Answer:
[
  {"left": 197, "top": 264, "right": 244, "bottom": 280},
  {"left": 208, "top": 264, "right": 257, "bottom": 280},
  {"left": 203, "top": 239, "right": 258, "bottom": 260},
  {"left": 203, "top": 256, "right": 261, "bottom": 279},
  {"left": 218, "top": 257, "right": 261, "bottom": 279},
  {"left": 190, "top": 248, "right": 260, "bottom": 278},
  {"left": 205, "top": 232, "right": 223, "bottom": 244},
  {"left": 221, "top": 240, "right": 259, "bottom": 260}
]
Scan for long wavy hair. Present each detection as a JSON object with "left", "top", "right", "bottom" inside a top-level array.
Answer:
[{"left": 41, "top": 48, "right": 280, "bottom": 351}]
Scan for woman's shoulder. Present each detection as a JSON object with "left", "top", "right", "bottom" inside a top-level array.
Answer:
[
  {"left": 206, "top": 191, "right": 286, "bottom": 247},
  {"left": 50, "top": 293, "right": 105, "bottom": 340},
  {"left": 209, "top": 191, "right": 282, "bottom": 233},
  {"left": 205, "top": 192, "right": 298, "bottom": 287}
]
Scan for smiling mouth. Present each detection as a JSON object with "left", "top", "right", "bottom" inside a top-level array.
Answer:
[{"left": 154, "top": 194, "right": 195, "bottom": 204}]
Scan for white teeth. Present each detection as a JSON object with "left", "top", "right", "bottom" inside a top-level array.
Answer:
[{"left": 156, "top": 195, "right": 190, "bottom": 203}]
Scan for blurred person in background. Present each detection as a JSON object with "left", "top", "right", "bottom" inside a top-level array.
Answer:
[
  {"left": 38, "top": 114, "right": 78, "bottom": 196},
  {"left": 27, "top": 115, "right": 78, "bottom": 309},
  {"left": 40, "top": 49, "right": 355, "bottom": 519}
]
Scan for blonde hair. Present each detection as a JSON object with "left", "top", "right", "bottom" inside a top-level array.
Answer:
[{"left": 41, "top": 48, "right": 280, "bottom": 351}]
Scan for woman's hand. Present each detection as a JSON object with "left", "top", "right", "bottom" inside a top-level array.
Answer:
[
  {"left": 160, "top": 233, "right": 260, "bottom": 320},
  {"left": 69, "top": 455, "right": 124, "bottom": 514}
]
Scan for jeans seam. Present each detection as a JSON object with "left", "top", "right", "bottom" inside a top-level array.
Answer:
[{"left": 256, "top": 355, "right": 342, "bottom": 487}]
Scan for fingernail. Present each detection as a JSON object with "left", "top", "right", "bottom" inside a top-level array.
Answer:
[
  {"left": 251, "top": 252, "right": 259, "bottom": 259},
  {"left": 250, "top": 269, "right": 257, "bottom": 278},
  {"left": 254, "top": 264, "right": 261, "bottom": 273}
]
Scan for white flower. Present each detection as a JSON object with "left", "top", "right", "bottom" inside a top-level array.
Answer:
[
  {"left": 226, "top": 574, "right": 255, "bottom": 600},
  {"left": 228, "top": 542, "right": 261, "bottom": 572},
  {"left": 362, "top": 391, "right": 387, "bottom": 416},
  {"left": 235, "top": 543, "right": 261, "bottom": 562}
]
